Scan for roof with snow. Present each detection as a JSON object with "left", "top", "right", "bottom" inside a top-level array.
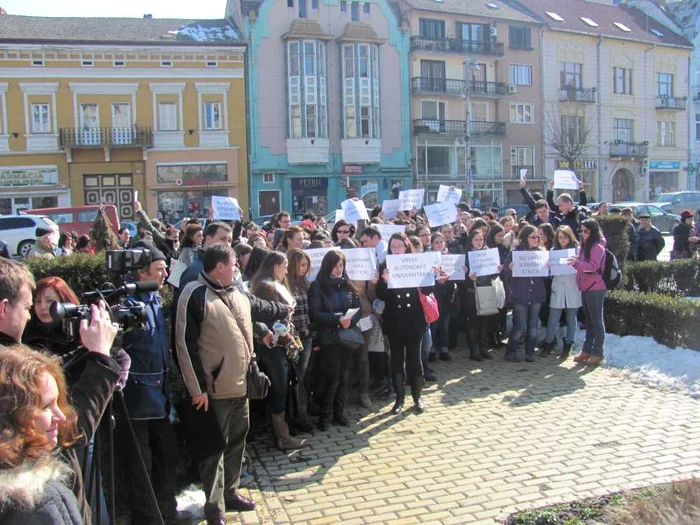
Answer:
[
  {"left": 399, "top": 0, "right": 538, "bottom": 24},
  {"left": 0, "top": 15, "right": 242, "bottom": 45}
]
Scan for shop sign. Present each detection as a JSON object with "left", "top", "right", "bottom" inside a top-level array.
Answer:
[
  {"left": 649, "top": 160, "right": 680, "bottom": 170},
  {"left": 555, "top": 159, "right": 597, "bottom": 170},
  {"left": 291, "top": 177, "right": 328, "bottom": 190},
  {"left": 344, "top": 165, "right": 363, "bottom": 175},
  {"left": 0, "top": 168, "right": 58, "bottom": 187}
]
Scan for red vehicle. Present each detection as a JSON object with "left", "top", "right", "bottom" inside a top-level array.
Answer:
[{"left": 25, "top": 205, "right": 120, "bottom": 236}]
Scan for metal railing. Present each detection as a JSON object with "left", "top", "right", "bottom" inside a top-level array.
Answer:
[
  {"left": 469, "top": 120, "right": 506, "bottom": 137},
  {"left": 410, "top": 36, "right": 504, "bottom": 56},
  {"left": 609, "top": 141, "right": 648, "bottom": 157},
  {"left": 413, "top": 119, "right": 467, "bottom": 134},
  {"left": 470, "top": 80, "right": 506, "bottom": 97},
  {"left": 656, "top": 95, "right": 687, "bottom": 109},
  {"left": 511, "top": 165, "right": 534, "bottom": 180},
  {"left": 411, "top": 77, "right": 467, "bottom": 95},
  {"left": 59, "top": 126, "right": 153, "bottom": 148},
  {"left": 559, "top": 86, "right": 597, "bottom": 103}
]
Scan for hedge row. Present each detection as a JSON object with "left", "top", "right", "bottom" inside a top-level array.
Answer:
[
  {"left": 624, "top": 258, "right": 700, "bottom": 297},
  {"left": 605, "top": 290, "right": 700, "bottom": 351}
]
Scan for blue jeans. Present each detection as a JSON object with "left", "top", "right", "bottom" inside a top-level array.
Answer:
[
  {"left": 507, "top": 302, "right": 542, "bottom": 356},
  {"left": 421, "top": 328, "right": 432, "bottom": 365},
  {"left": 430, "top": 315, "right": 450, "bottom": 353},
  {"left": 258, "top": 346, "right": 288, "bottom": 415},
  {"left": 581, "top": 290, "right": 606, "bottom": 356},
  {"left": 545, "top": 307, "right": 578, "bottom": 344}
]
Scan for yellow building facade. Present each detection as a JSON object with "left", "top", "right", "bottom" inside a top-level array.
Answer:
[{"left": 0, "top": 16, "right": 248, "bottom": 223}]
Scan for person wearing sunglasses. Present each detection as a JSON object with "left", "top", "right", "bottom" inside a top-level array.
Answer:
[{"left": 331, "top": 220, "right": 355, "bottom": 244}]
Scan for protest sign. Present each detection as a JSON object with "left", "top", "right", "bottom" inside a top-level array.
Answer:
[
  {"left": 549, "top": 248, "right": 577, "bottom": 276},
  {"left": 341, "top": 198, "right": 369, "bottom": 223},
  {"left": 519, "top": 168, "right": 528, "bottom": 182},
  {"left": 553, "top": 170, "right": 579, "bottom": 190},
  {"left": 374, "top": 223, "right": 405, "bottom": 241},
  {"left": 334, "top": 209, "right": 345, "bottom": 223},
  {"left": 167, "top": 259, "right": 187, "bottom": 288},
  {"left": 424, "top": 201, "right": 458, "bottom": 227},
  {"left": 381, "top": 199, "right": 401, "bottom": 220},
  {"left": 398, "top": 188, "right": 425, "bottom": 211},
  {"left": 344, "top": 247, "right": 377, "bottom": 281},
  {"left": 386, "top": 252, "right": 437, "bottom": 289},
  {"left": 437, "top": 185, "right": 462, "bottom": 205},
  {"left": 212, "top": 196, "right": 241, "bottom": 220},
  {"left": 467, "top": 248, "right": 501, "bottom": 277},
  {"left": 440, "top": 254, "right": 466, "bottom": 280},
  {"left": 305, "top": 247, "right": 336, "bottom": 282},
  {"left": 512, "top": 250, "right": 550, "bottom": 277}
]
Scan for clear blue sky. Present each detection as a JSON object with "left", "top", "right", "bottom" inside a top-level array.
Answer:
[{"left": 2, "top": 0, "right": 225, "bottom": 18}]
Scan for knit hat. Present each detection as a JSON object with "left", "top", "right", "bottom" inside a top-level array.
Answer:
[
  {"left": 131, "top": 240, "right": 166, "bottom": 263},
  {"left": 35, "top": 226, "right": 54, "bottom": 237},
  {"left": 680, "top": 209, "right": 694, "bottom": 220}
]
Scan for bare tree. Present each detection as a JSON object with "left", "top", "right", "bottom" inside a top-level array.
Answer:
[{"left": 545, "top": 103, "right": 597, "bottom": 167}]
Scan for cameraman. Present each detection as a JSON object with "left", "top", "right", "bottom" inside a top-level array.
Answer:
[
  {"left": 0, "top": 257, "right": 122, "bottom": 525},
  {"left": 118, "top": 242, "right": 191, "bottom": 525}
]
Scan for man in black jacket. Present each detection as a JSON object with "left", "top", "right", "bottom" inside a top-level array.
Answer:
[
  {"left": 636, "top": 213, "right": 665, "bottom": 261},
  {"left": 546, "top": 180, "right": 588, "bottom": 232},
  {"left": 0, "top": 258, "right": 121, "bottom": 525}
]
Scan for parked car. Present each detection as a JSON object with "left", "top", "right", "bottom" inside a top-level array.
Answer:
[
  {"left": 25, "top": 205, "right": 120, "bottom": 236},
  {"left": 653, "top": 191, "right": 700, "bottom": 215},
  {"left": 0, "top": 214, "right": 60, "bottom": 258},
  {"left": 613, "top": 202, "right": 681, "bottom": 234}
]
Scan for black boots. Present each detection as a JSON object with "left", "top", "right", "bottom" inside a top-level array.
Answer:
[
  {"left": 390, "top": 373, "right": 405, "bottom": 415},
  {"left": 410, "top": 376, "right": 425, "bottom": 414},
  {"left": 558, "top": 340, "right": 572, "bottom": 359},
  {"left": 540, "top": 340, "right": 555, "bottom": 357}
]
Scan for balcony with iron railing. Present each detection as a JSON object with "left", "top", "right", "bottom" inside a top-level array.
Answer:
[
  {"left": 559, "top": 86, "right": 596, "bottom": 103},
  {"left": 411, "top": 77, "right": 467, "bottom": 95},
  {"left": 413, "top": 119, "right": 506, "bottom": 137},
  {"left": 469, "top": 120, "right": 506, "bottom": 137},
  {"left": 416, "top": 164, "right": 466, "bottom": 177},
  {"left": 511, "top": 165, "right": 534, "bottom": 180},
  {"left": 609, "top": 141, "right": 648, "bottom": 158},
  {"left": 410, "top": 36, "right": 504, "bottom": 56},
  {"left": 470, "top": 80, "right": 506, "bottom": 97},
  {"left": 656, "top": 95, "right": 687, "bottom": 110},
  {"left": 60, "top": 126, "right": 153, "bottom": 148}
]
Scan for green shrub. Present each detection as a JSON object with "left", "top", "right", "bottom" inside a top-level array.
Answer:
[
  {"left": 25, "top": 253, "right": 112, "bottom": 295},
  {"left": 605, "top": 290, "right": 700, "bottom": 350},
  {"left": 625, "top": 258, "right": 700, "bottom": 297},
  {"left": 596, "top": 215, "right": 631, "bottom": 283}
]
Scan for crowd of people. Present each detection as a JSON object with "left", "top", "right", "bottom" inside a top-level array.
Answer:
[{"left": 0, "top": 185, "right": 698, "bottom": 525}]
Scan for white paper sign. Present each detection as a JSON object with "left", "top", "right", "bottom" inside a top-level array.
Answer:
[
  {"left": 437, "top": 185, "right": 462, "bottom": 205},
  {"left": 374, "top": 223, "right": 405, "bottom": 241},
  {"left": 167, "top": 259, "right": 187, "bottom": 288},
  {"left": 341, "top": 199, "right": 369, "bottom": 223},
  {"left": 343, "top": 247, "right": 377, "bottom": 281},
  {"left": 342, "top": 307, "right": 361, "bottom": 320},
  {"left": 381, "top": 199, "right": 401, "bottom": 220},
  {"left": 334, "top": 209, "right": 345, "bottom": 223},
  {"left": 553, "top": 170, "right": 579, "bottom": 190},
  {"left": 304, "top": 247, "right": 336, "bottom": 282},
  {"left": 398, "top": 188, "right": 425, "bottom": 211},
  {"left": 512, "top": 250, "right": 550, "bottom": 277},
  {"left": 519, "top": 168, "right": 528, "bottom": 182},
  {"left": 386, "top": 252, "right": 437, "bottom": 289},
  {"left": 358, "top": 316, "right": 373, "bottom": 332},
  {"left": 549, "top": 249, "right": 577, "bottom": 276},
  {"left": 467, "top": 248, "right": 501, "bottom": 277},
  {"left": 439, "top": 254, "right": 466, "bottom": 280},
  {"left": 212, "top": 196, "right": 241, "bottom": 220},
  {"left": 424, "top": 201, "right": 458, "bottom": 227}
]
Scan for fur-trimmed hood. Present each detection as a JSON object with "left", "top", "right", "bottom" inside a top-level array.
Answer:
[{"left": 0, "top": 457, "right": 71, "bottom": 510}]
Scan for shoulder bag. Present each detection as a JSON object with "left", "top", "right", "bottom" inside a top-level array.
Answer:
[{"left": 418, "top": 288, "right": 440, "bottom": 324}]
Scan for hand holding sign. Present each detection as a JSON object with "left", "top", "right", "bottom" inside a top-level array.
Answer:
[
  {"left": 424, "top": 201, "right": 458, "bottom": 227},
  {"left": 467, "top": 248, "right": 501, "bottom": 277},
  {"left": 212, "top": 196, "right": 241, "bottom": 221},
  {"left": 553, "top": 170, "right": 579, "bottom": 190},
  {"left": 398, "top": 189, "right": 425, "bottom": 211},
  {"left": 341, "top": 198, "right": 369, "bottom": 223},
  {"left": 381, "top": 199, "right": 401, "bottom": 220},
  {"left": 437, "top": 185, "right": 462, "bottom": 205},
  {"left": 512, "top": 251, "right": 549, "bottom": 277}
]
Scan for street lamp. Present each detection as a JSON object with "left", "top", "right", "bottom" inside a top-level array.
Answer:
[{"left": 463, "top": 59, "right": 480, "bottom": 204}]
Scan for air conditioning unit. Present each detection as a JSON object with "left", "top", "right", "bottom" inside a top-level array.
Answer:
[
  {"left": 490, "top": 26, "right": 498, "bottom": 36},
  {"left": 641, "top": 159, "right": 649, "bottom": 168},
  {"left": 508, "top": 84, "right": 517, "bottom": 94},
  {"left": 641, "top": 166, "right": 649, "bottom": 176}
]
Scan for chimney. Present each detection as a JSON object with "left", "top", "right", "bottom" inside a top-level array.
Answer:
[{"left": 143, "top": 14, "right": 153, "bottom": 19}]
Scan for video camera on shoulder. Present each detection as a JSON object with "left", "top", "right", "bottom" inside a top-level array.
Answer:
[{"left": 106, "top": 249, "right": 153, "bottom": 273}]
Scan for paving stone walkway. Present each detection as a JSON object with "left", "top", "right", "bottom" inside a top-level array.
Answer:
[{"left": 213, "top": 349, "right": 700, "bottom": 524}]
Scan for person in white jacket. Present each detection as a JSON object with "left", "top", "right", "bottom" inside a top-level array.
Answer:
[{"left": 540, "top": 225, "right": 582, "bottom": 359}]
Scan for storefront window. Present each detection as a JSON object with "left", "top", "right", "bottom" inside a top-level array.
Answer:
[
  {"left": 469, "top": 142, "right": 502, "bottom": 180},
  {"left": 650, "top": 171, "right": 678, "bottom": 199},
  {"left": 472, "top": 182, "right": 503, "bottom": 210},
  {"left": 32, "top": 196, "right": 58, "bottom": 209},
  {"left": 156, "top": 164, "right": 227, "bottom": 185},
  {"left": 157, "top": 190, "right": 228, "bottom": 222},
  {"left": 0, "top": 198, "right": 11, "bottom": 215},
  {"left": 292, "top": 177, "right": 328, "bottom": 218}
]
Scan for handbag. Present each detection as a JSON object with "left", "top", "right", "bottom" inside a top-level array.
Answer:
[
  {"left": 246, "top": 358, "right": 271, "bottom": 400},
  {"left": 337, "top": 326, "right": 364, "bottom": 349},
  {"left": 286, "top": 360, "right": 309, "bottom": 425},
  {"left": 476, "top": 279, "right": 501, "bottom": 316},
  {"left": 418, "top": 288, "right": 440, "bottom": 324}
]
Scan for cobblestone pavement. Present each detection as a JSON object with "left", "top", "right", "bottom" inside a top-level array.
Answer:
[{"left": 211, "top": 347, "right": 700, "bottom": 524}]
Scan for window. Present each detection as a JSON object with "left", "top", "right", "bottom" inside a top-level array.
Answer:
[
  {"left": 81, "top": 60, "right": 94, "bottom": 67},
  {"left": 299, "top": 0, "right": 306, "bottom": 17},
  {"left": 613, "top": 67, "right": 633, "bottom": 95},
  {"left": 340, "top": 0, "right": 346, "bottom": 11},
  {"left": 657, "top": 73, "right": 674, "bottom": 97},
  {"left": 470, "top": 142, "right": 503, "bottom": 180},
  {"left": 31, "top": 104, "right": 51, "bottom": 134},
  {"left": 160, "top": 60, "right": 172, "bottom": 67},
  {"left": 508, "top": 25, "right": 532, "bottom": 49},
  {"left": 206, "top": 61, "right": 217, "bottom": 67},
  {"left": 560, "top": 115, "right": 585, "bottom": 145},
  {"left": 114, "top": 60, "right": 126, "bottom": 67},
  {"left": 312, "top": 0, "right": 318, "bottom": 7},
  {"left": 157, "top": 164, "right": 227, "bottom": 184},
  {"left": 560, "top": 62, "right": 583, "bottom": 89},
  {"left": 351, "top": 1, "right": 359, "bottom": 21},
  {"left": 459, "top": 22, "right": 488, "bottom": 43},
  {"left": 509, "top": 64, "right": 532, "bottom": 86},
  {"left": 421, "top": 100, "right": 446, "bottom": 120},
  {"left": 263, "top": 172, "right": 275, "bottom": 183},
  {"left": 656, "top": 120, "right": 675, "bottom": 147},
  {"left": 363, "top": 2, "right": 370, "bottom": 13},
  {"left": 419, "top": 18, "right": 445, "bottom": 39},
  {"left": 287, "top": 0, "right": 294, "bottom": 6},
  {"left": 342, "top": 43, "right": 380, "bottom": 139},
  {"left": 158, "top": 103, "right": 178, "bottom": 131},
  {"left": 31, "top": 59, "right": 44, "bottom": 67},
  {"left": 613, "top": 118, "right": 634, "bottom": 142},
  {"left": 510, "top": 146, "right": 534, "bottom": 177},
  {"left": 204, "top": 102, "right": 222, "bottom": 130},
  {"left": 695, "top": 113, "right": 700, "bottom": 139},
  {"left": 287, "top": 40, "right": 328, "bottom": 139},
  {"left": 510, "top": 103, "right": 533, "bottom": 124}
]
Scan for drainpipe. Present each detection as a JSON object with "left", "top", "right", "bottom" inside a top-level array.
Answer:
[
  {"left": 244, "top": 40, "right": 253, "bottom": 218},
  {"left": 539, "top": 24, "right": 545, "bottom": 190},
  {"left": 643, "top": 43, "right": 656, "bottom": 201},
  {"left": 597, "top": 35, "right": 603, "bottom": 202},
  {"left": 687, "top": 53, "right": 692, "bottom": 191}
]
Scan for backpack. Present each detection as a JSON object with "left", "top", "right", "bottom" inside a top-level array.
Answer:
[{"left": 601, "top": 248, "right": 621, "bottom": 290}]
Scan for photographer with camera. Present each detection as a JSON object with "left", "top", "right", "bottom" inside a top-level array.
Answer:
[
  {"left": 0, "top": 258, "right": 122, "bottom": 525},
  {"left": 117, "top": 242, "right": 192, "bottom": 525}
]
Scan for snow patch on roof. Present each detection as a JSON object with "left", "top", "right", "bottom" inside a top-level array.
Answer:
[{"left": 174, "top": 21, "right": 239, "bottom": 42}]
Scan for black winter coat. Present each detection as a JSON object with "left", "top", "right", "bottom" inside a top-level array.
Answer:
[
  {"left": 636, "top": 226, "right": 665, "bottom": 261},
  {"left": 308, "top": 277, "right": 361, "bottom": 344},
  {"left": 375, "top": 262, "right": 433, "bottom": 337},
  {"left": 672, "top": 222, "right": 692, "bottom": 255}
]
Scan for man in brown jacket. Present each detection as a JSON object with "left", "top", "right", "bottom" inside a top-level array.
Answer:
[{"left": 175, "top": 245, "right": 289, "bottom": 525}]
